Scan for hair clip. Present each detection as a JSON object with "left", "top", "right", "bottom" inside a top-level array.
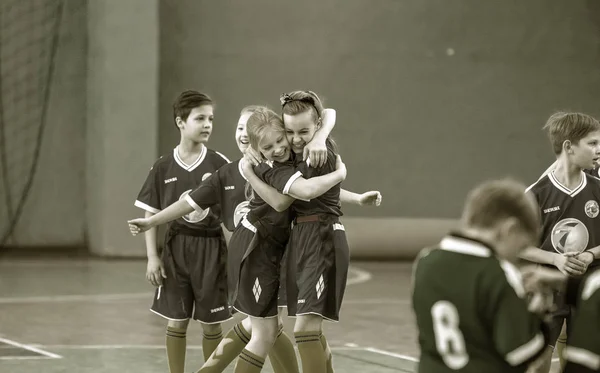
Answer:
[{"left": 280, "top": 93, "right": 292, "bottom": 106}]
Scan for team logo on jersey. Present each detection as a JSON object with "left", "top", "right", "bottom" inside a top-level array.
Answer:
[
  {"left": 179, "top": 190, "right": 210, "bottom": 223},
  {"left": 551, "top": 218, "right": 589, "bottom": 255},
  {"left": 585, "top": 200, "right": 599, "bottom": 218},
  {"left": 233, "top": 201, "right": 250, "bottom": 228}
]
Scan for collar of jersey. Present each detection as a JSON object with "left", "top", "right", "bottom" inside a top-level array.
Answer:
[
  {"left": 439, "top": 232, "right": 493, "bottom": 257},
  {"left": 548, "top": 170, "right": 587, "bottom": 197},
  {"left": 174, "top": 145, "right": 207, "bottom": 171}
]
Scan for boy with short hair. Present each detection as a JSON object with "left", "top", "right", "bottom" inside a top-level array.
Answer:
[
  {"left": 134, "top": 90, "right": 231, "bottom": 373},
  {"left": 522, "top": 112, "right": 600, "bottom": 372},
  {"left": 412, "top": 178, "right": 550, "bottom": 372}
]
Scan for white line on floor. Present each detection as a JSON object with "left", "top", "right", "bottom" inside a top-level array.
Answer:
[
  {"left": 346, "top": 266, "right": 373, "bottom": 286},
  {"left": 33, "top": 344, "right": 362, "bottom": 351},
  {"left": 365, "top": 347, "right": 419, "bottom": 362},
  {"left": 0, "top": 337, "right": 61, "bottom": 359}
]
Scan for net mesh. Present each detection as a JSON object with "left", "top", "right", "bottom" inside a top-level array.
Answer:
[{"left": 0, "top": 0, "right": 63, "bottom": 246}]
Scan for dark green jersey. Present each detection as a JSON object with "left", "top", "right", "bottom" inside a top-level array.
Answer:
[
  {"left": 564, "top": 269, "right": 600, "bottom": 372},
  {"left": 412, "top": 233, "right": 548, "bottom": 373}
]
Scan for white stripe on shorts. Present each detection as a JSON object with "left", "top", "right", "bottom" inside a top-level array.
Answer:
[{"left": 241, "top": 217, "right": 257, "bottom": 233}]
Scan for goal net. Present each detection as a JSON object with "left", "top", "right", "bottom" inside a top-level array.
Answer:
[{"left": 0, "top": 0, "right": 63, "bottom": 246}]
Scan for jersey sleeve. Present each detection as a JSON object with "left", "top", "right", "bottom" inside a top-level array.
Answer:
[
  {"left": 564, "top": 270, "right": 600, "bottom": 372},
  {"left": 283, "top": 147, "right": 338, "bottom": 197},
  {"left": 134, "top": 163, "right": 162, "bottom": 214},
  {"left": 295, "top": 146, "right": 337, "bottom": 179},
  {"left": 257, "top": 163, "right": 298, "bottom": 195},
  {"left": 294, "top": 160, "right": 318, "bottom": 180},
  {"left": 482, "top": 261, "right": 548, "bottom": 368},
  {"left": 186, "top": 171, "right": 222, "bottom": 211}
]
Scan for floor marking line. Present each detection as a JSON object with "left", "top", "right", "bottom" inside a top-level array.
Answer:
[
  {"left": 366, "top": 347, "right": 419, "bottom": 362},
  {"left": 346, "top": 266, "right": 372, "bottom": 286},
  {"left": 0, "top": 356, "right": 57, "bottom": 360},
  {"left": 344, "top": 298, "right": 409, "bottom": 305},
  {"left": 32, "top": 344, "right": 363, "bottom": 352},
  {"left": 0, "top": 337, "right": 61, "bottom": 359},
  {"left": 364, "top": 347, "right": 560, "bottom": 365}
]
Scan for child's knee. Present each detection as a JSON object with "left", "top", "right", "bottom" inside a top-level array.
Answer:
[
  {"left": 255, "top": 328, "right": 278, "bottom": 346},
  {"left": 251, "top": 319, "right": 279, "bottom": 346},
  {"left": 200, "top": 322, "right": 222, "bottom": 335},
  {"left": 242, "top": 317, "right": 252, "bottom": 333},
  {"left": 293, "top": 314, "right": 322, "bottom": 333},
  {"left": 167, "top": 319, "right": 189, "bottom": 330}
]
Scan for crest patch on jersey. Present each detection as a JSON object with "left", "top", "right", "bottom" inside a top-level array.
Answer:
[
  {"left": 584, "top": 200, "right": 599, "bottom": 218},
  {"left": 550, "top": 218, "right": 589, "bottom": 255},
  {"left": 180, "top": 189, "right": 210, "bottom": 223},
  {"left": 233, "top": 201, "right": 250, "bottom": 228}
]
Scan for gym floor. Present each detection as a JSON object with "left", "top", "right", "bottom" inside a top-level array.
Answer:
[
  {"left": 0, "top": 258, "right": 562, "bottom": 372},
  {"left": 0, "top": 259, "right": 411, "bottom": 372}
]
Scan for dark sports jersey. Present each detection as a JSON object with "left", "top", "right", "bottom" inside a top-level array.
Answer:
[
  {"left": 287, "top": 139, "right": 342, "bottom": 217},
  {"left": 563, "top": 269, "right": 600, "bottom": 372},
  {"left": 186, "top": 159, "right": 248, "bottom": 232},
  {"left": 412, "top": 233, "right": 547, "bottom": 373},
  {"left": 245, "top": 160, "right": 293, "bottom": 231},
  {"left": 134, "top": 145, "right": 230, "bottom": 230},
  {"left": 526, "top": 172, "right": 600, "bottom": 268}
]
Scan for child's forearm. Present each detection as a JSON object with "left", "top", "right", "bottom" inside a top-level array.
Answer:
[
  {"left": 148, "top": 199, "right": 195, "bottom": 227},
  {"left": 340, "top": 189, "right": 360, "bottom": 205},
  {"left": 315, "top": 108, "right": 336, "bottom": 140},
  {"left": 144, "top": 211, "right": 159, "bottom": 259},
  {"left": 520, "top": 247, "right": 556, "bottom": 266},
  {"left": 246, "top": 171, "right": 294, "bottom": 212},
  {"left": 288, "top": 169, "right": 344, "bottom": 201}
]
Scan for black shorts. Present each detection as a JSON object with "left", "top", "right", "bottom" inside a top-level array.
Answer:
[
  {"left": 546, "top": 291, "right": 572, "bottom": 347},
  {"left": 229, "top": 219, "right": 288, "bottom": 318},
  {"left": 150, "top": 227, "right": 231, "bottom": 324},
  {"left": 277, "top": 244, "right": 289, "bottom": 308},
  {"left": 286, "top": 216, "right": 350, "bottom": 322}
]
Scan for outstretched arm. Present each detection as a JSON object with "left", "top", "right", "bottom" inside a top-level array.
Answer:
[
  {"left": 339, "top": 189, "right": 382, "bottom": 206},
  {"left": 129, "top": 199, "right": 196, "bottom": 235},
  {"left": 129, "top": 174, "right": 223, "bottom": 235}
]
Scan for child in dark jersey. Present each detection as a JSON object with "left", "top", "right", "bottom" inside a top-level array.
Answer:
[
  {"left": 132, "top": 91, "right": 231, "bottom": 373},
  {"left": 241, "top": 91, "right": 379, "bottom": 373}
]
